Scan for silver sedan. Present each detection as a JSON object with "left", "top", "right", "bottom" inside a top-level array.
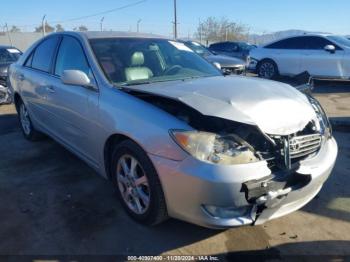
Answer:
[{"left": 8, "top": 32, "right": 337, "bottom": 228}]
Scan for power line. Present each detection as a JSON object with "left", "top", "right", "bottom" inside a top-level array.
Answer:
[
  {"left": 50, "top": 0, "right": 146, "bottom": 24},
  {"left": 5, "top": 0, "right": 147, "bottom": 29}
]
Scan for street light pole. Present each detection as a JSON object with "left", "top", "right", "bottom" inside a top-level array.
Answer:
[
  {"left": 137, "top": 19, "right": 142, "bottom": 33},
  {"left": 42, "top": 15, "right": 46, "bottom": 37},
  {"left": 173, "top": 0, "right": 178, "bottom": 39},
  {"left": 100, "top": 17, "right": 105, "bottom": 31},
  {"left": 4, "top": 23, "right": 12, "bottom": 46}
]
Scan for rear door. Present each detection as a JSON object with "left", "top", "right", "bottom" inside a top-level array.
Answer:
[
  {"left": 45, "top": 35, "right": 100, "bottom": 164},
  {"left": 263, "top": 37, "right": 304, "bottom": 76},
  {"left": 299, "top": 36, "right": 345, "bottom": 78},
  {"left": 19, "top": 36, "right": 61, "bottom": 128}
]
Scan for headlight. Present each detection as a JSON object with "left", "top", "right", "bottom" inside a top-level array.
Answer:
[
  {"left": 308, "top": 96, "right": 332, "bottom": 138},
  {"left": 170, "top": 130, "right": 259, "bottom": 165}
]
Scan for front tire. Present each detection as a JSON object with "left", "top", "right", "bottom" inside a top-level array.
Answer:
[
  {"left": 110, "top": 140, "right": 168, "bottom": 225},
  {"left": 257, "top": 59, "right": 279, "bottom": 79},
  {"left": 17, "top": 99, "right": 42, "bottom": 141}
]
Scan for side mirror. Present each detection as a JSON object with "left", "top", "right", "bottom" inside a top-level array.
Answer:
[
  {"left": 61, "top": 70, "right": 91, "bottom": 87},
  {"left": 213, "top": 62, "right": 221, "bottom": 70},
  {"left": 324, "top": 45, "right": 336, "bottom": 53}
]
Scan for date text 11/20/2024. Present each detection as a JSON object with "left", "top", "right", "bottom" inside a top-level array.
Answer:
[{"left": 127, "top": 255, "right": 219, "bottom": 261}]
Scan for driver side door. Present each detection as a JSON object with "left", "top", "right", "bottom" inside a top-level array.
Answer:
[
  {"left": 299, "top": 36, "right": 345, "bottom": 78},
  {"left": 45, "top": 36, "right": 100, "bottom": 166}
]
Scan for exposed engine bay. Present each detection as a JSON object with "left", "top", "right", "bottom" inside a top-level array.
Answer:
[{"left": 127, "top": 89, "right": 322, "bottom": 169}]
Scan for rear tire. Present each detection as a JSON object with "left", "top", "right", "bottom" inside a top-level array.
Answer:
[
  {"left": 257, "top": 59, "right": 279, "bottom": 79},
  {"left": 17, "top": 99, "right": 43, "bottom": 141},
  {"left": 110, "top": 140, "right": 168, "bottom": 226}
]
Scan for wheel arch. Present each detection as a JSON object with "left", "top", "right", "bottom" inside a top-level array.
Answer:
[{"left": 103, "top": 133, "right": 147, "bottom": 180}]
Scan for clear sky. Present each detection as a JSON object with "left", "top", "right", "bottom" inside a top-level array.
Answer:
[{"left": 1, "top": 0, "right": 349, "bottom": 37}]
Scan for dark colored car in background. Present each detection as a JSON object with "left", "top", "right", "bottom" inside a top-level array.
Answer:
[
  {"left": 0, "top": 45, "right": 22, "bottom": 104},
  {"left": 182, "top": 41, "right": 246, "bottom": 75},
  {"left": 209, "top": 41, "right": 255, "bottom": 62}
]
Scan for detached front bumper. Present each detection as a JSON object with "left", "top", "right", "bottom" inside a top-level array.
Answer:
[{"left": 150, "top": 137, "right": 337, "bottom": 229}]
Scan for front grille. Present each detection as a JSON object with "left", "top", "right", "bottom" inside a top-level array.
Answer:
[
  {"left": 222, "top": 66, "right": 245, "bottom": 75},
  {"left": 289, "top": 134, "right": 322, "bottom": 159}
]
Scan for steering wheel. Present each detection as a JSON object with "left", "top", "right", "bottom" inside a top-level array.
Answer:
[{"left": 163, "top": 65, "right": 182, "bottom": 75}]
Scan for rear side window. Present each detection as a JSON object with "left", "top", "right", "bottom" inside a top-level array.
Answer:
[
  {"left": 31, "top": 37, "right": 60, "bottom": 72},
  {"left": 54, "top": 36, "right": 90, "bottom": 77},
  {"left": 304, "top": 36, "right": 340, "bottom": 50}
]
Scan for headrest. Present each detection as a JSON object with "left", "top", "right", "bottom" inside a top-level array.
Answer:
[{"left": 130, "top": 52, "right": 145, "bottom": 66}]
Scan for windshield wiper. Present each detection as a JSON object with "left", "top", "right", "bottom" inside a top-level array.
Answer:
[{"left": 118, "top": 81, "right": 151, "bottom": 87}]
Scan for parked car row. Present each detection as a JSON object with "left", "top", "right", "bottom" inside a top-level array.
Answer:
[
  {"left": 8, "top": 31, "right": 337, "bottom": 229},
  {"left": 0, "top": 45, "right": 22, "bottom": 104},
  {"left": 180, "top": 40, "right": 246, "bottom": 75}
]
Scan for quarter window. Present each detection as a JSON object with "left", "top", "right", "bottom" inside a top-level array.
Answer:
[
  {"left": 31, "top": 36, "right": 60, "bottom": 72},
  {"left": 55, "top": 36, "right": 90, "bottom": 77}
]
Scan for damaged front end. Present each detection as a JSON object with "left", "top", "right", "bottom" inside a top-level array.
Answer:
[{"left": 126, "top": 88, "right": 334, "bottom": 226}]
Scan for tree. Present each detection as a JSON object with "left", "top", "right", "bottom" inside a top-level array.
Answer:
[
  {"left": 74, "top": 25, "right": 88, "bottom": 31},
  {"left": 195, "top": 17, "right": 248, "bottom": 43},
  {"left": 35, "top": 23, "right": 54, "bottom": 33},
  {"left": 10, "top": 26, "right": 20, "bottom": 33},
  {"left": 55, "top": 24, "right": 64, "bottom": 32}
]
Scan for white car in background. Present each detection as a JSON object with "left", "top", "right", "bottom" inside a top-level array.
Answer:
[{"left": 248, "top": 34, "right": 350, "bottom": 79}]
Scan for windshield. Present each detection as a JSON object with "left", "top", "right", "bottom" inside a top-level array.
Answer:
[
  {"left": 184, "top": 41, "right": 213, "bottom": 57},
  {"left": 327, "top": 35, "right": 350, "bottom": 48},
  {"left": 238, "top": 42, "right": 255, "bottom": 51},
  {"left": 90, "top": 38, "right": 221, "bottom": 86}
]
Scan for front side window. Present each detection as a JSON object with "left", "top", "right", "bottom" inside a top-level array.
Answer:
[
  {"left": 55, "top": 36, "right": 90, "bottom": 77},
  {"left": 90, "top": 38, "right": 221, "bottom": 86},
  {"left": 326, "top": 35, "right": 348, "bottom": 49},
  {"left": 302, "top": 36, "right": 338, "bottom": 50},
  {"left": 31, "top": 36, "right": 60, "bottom": 72}
]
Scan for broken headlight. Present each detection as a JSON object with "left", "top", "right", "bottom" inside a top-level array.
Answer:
[
  {"left": 170, "top": 130, "right": 260, "bottom": 165},
  {"left": 308, "top": 96, "right": 332, "bottom": 138}
]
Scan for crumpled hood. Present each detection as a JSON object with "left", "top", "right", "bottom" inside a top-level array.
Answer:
[{"left": 129, "top": 76, "right": 317, "bottom": 135}]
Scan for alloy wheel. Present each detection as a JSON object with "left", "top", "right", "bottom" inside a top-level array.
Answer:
[
  {"left": 116, "top": 154, "right": 150, "bottom": 214},
  {"left": 259, "top": 61, "right": 276, "bottom": 79},
  {"left": 20, "top": 103, "right": 31, "bottom": 135}
]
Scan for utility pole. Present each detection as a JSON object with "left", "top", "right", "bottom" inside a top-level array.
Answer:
[
  {"left": 199, "top": 18, "right": 202, "bottom": 44},
  {"left": 100, "top": 17, "right": 105, "bottom": 31},
  {"left": 4, "top": 23, "right": 12, "bottom": 46},
  {"left": 137, "top": 19, "right": 142, "bottom": 33},
  {"left": 173, "top": 0, "right": 178, "bottom": 39},
  {"left": 42, "top": 15, "right": 46, "bottom": 37}
]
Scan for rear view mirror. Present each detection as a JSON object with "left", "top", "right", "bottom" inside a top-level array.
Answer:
[
  {"left": 324, "top": 45, "right": 336, "bottom": 53},
  {"left": 61, "top": 70, "right": 91, "bottom": 87}
]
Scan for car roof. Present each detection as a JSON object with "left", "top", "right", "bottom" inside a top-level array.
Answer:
[{"left": 61, "top": 31, "right": 167, "bottom": 40}]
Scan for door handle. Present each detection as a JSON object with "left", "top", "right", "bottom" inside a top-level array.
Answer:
[{"left": 46, "top": 86, "right": 55, "bottom": 93}]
